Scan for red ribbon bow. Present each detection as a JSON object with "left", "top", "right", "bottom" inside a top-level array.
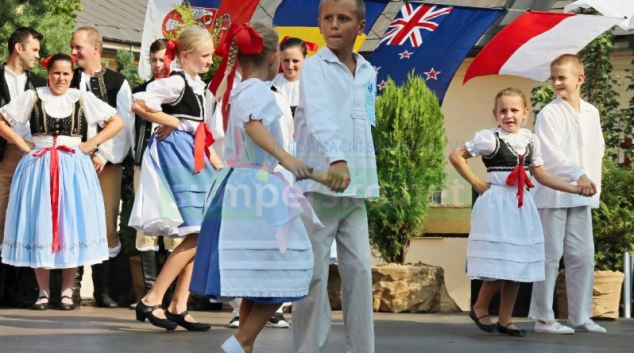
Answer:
[
  {"left": 505, "top": 155, "right": 534, "bottom": 208},
  {"left": 163, "top": 40, "right": 178, "bottom": 77},
  {"left": 278, "top": 37, "right": 319, "bottom": 73},
  {"left": 39, "top": 54, "right": 78, "bottom": 69},
  {"left": 33, "top": 145, "right": 76, "bottom": 252},
  {"left": 193, "top": 122, "right": 213, "bottom": 174},
  {"left": 209, "top": 23, "right": 264, "bottom": 134}
]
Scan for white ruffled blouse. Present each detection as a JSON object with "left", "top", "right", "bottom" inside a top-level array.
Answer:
[
  {"left": 0, "top": 87, "right": 117, "bottom": 151},
  {"left": 465, "top": 128, "right": 544, "bottom": 185},
  {"left": 273, "top": 73, "right": 299, "bottom": 107},
  {"left": 225, "top": 78, "right": 284, "bottom": 169},
  {"left": 132, "top": 62, "right": 207, "bottom": 134}
]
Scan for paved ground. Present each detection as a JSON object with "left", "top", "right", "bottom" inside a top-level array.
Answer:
[{"left": 1, "top": 308, "right": 633, "bottom": 353}]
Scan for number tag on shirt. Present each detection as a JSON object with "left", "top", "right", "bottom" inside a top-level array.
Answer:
[{"left": 365, "top": 80, "right": 376, "bottom": 127}]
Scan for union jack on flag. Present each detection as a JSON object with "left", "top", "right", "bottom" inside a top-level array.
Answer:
[
  {"left": 369, "top": 2, "right": 503, "bottom": 104},
  {"left": 380, "top": 3, "right": 453, "bottom": 47}
]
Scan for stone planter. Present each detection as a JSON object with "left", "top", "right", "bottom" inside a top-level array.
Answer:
[
  {"left": 328, "top": 262, "right": 461, "bottom": 313},
  {"left": 556, "top": 270, "right": 625, "bottom": 319}
]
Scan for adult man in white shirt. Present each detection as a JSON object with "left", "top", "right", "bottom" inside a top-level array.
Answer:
[
  {"left": 529, "top": 54, "right": 606, "bottom": 334},
  {"left": 0, "top": 27, "right": 46, "bottom": 306},
  {"left": 69, "top": 26, "right": 134, "bottom": 308}
]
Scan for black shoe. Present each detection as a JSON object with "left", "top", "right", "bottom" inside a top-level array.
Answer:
[
  {"left": 469, "top": 308, "right": 497, "bottom": 333},
  {"left": 32, "top": 296, "right": 49, "bottom": 311},
  {"left": 135, "top": 300, "right": 177, "bottom": 330},
  {"left": 92, "top": 261, "right": 118, "bottom": 308},
  {"left": 95, "top": 292, "right": 118, "bottom": 308},
  {"left": 228, "top": 316, "right": 240, "bottom": 328},
  {"left": 59, "top": 295, "right": 76, "bottom": 311},
  {"left": 266, "top": 313, "right": 290, "bottom": 328},
  {"left": 497, "top": 322, "right": 526, "bottom": 337},
  {"left": 165, "top": 310, "right": 211, "bottom": 332}
]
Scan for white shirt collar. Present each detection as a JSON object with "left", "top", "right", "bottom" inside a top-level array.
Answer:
[
  {"left": 4, "top": 66, "right": 26, "bottom": 79},
  {"left": 318, "top": 47, "right": 371, "bottom": 70}
]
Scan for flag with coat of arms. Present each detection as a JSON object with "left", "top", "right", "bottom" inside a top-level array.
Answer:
[
  {"left": 369, "top": 2, "right": 503, "bottom": 104},
  {"left": 138, "top": 0, "right": 259, "bottom": 80}
]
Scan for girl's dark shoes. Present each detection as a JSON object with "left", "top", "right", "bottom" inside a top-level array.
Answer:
[
  {"left": 497, "top": 322, "right": 526, "bottom": 337},
  {"left": 59, "top": 295, "right": 76, "bottom": 311},
  {"left": 165, "top": 310, "right": 211, "bottom": 331},
  {"left": 32, "top": 296, "right": 49, "bottom": 311},
  {"left": 135, "top": 300, "right": 177, "bottom": 330},
  {"left": 469, "top": 308, "right": 497, "bottom": 333}
]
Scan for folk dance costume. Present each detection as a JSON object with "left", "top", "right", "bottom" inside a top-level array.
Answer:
[
  {"left": 131, "top": 78, "right": 183, "bottom": 298},
  {"left": 129, "top": 63, "right": 215, "bottom": 237},
  {"left": 190, "top": 79, "right": 320, "bottom": 303},
  {"left": 465, "top": 128, "right": 545, "bottom": 283},
  {"left": 0, "top": 64, "right": 46, "bottom": 304},
  {"left": 529, "top": 98, "right": 605, "bottom": 330},
  {"left": 0, "top": 87, "right": 116, "bottom": 269},
  {"left": 273, "top": 74, "right": 299, "bottom": 117}
]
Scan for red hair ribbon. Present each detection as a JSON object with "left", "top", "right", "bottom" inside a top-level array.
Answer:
[
  {"left": 278, "top": 37, "right": 318, "bottom": 73},
  {"left": 33, "top": 137, "right": 75, "bottom": 252},
  {"left": 505, "top": 154, "right": 534, "bottom": 208},
  {"left": 210, "top": 23, "right": 263, "bottom": 133},
  {"left": 163, "top": 40, "right": 178, "bottom": 77},
  {"left": 39, "top": 54, "right": 78, "bottom": 69}
]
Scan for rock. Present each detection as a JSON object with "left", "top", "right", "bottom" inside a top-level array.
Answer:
[{"left": 326, "top": 262, "right": 461, "bottom": 313}]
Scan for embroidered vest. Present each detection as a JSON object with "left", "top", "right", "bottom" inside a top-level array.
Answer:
[
  {"left": 482, "top": 131, "right": 533, "bottom": 172},
  {"left": 29, "top": 92, "right": 85, "bottom": 137},
  {"left": 0, "top": 65, "right": 46, "bottom": 161},
  {"left": 161, "top": 71, "right": 204, "bottom": 122}
]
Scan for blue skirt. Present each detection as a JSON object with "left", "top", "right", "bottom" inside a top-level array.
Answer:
[
  {"left": 129, "top": 130, "right": 215, "bottom": 237},
  {"left": 190, "top": 167, "right": 317, "bottom": 304},
  {"left": 1, "top": 148, "right": 108, "bottom": 269}
]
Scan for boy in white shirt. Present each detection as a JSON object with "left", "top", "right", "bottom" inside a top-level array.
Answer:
[
  {"left": 293, "top": 0, "right": 379, "bottom": 352},
  {"left": 529, "top": 54, "right": 606, "bottom": 334}
]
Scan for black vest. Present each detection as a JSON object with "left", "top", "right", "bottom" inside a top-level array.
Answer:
[
  {"left": 29, "top": 91, "right": 85, "bottom": 137},
  {"left": 161, "top": 71, "right": 204, "bottom": 121},
  {"left": 0, "top": 64, "right": 47, "bottom": 161},
  {"left": 70, "top": 67, "right": 125, "bottom": 140},
  {"left": 482, "top": 131, "right": 533, "bottom": 173},
  {"left": 132, "top": 78, "right": 155, "bottom": 165}
]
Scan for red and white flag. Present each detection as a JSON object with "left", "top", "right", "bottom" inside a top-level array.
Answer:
[
  {"left": 464, "top": 11, "right": 622, "bottom": 83},
  {"left": 565, "top": 0, "right": 634, "bottom": 30}
]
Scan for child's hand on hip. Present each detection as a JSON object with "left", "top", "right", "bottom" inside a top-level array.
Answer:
[{"left": 475, "top": 180, "right": 490, "bottom": 195}]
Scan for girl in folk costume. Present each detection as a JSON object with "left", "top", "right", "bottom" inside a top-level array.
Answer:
[
  {"left": 272, "top": 37, "right": 316, "bottom": 118},
  {"left": 189, "top": 22, "right": 327, "bottom": 353},
  {"left": 130, "top": 26, "right": 222, "bottom": 331},
  {"left": 448, "top": 88, "right": 594, "bottom": 337},
  {"left": 0, "top": 53, "right": 124, "bottom": 310}
]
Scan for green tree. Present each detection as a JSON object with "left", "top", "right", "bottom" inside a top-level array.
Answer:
[
  {"left": 0, "top": 0, "right": 81, "bottom": 75},
  {"left": 367, "top": 74, "right": 447, "bottom": 264}
]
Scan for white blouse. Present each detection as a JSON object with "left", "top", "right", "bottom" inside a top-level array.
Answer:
[
  {"left": 225, "top": 78, "right": 284, "bottom": 169},
  {"left": 0, "top": 87, "right": 117, "bottom": 152},
  {"left": 465, "top": 128, "right": 544, "bottom": 185},
  {"left": 273, "top": 73, "right": 299, "bottom": 107},
  {"left": 132, "top": 62, "right": 207, "bottom": 134}
]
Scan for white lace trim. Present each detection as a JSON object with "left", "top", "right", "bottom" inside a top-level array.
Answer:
[
  {"left": 469, "top": 273, "right": 544, "bottom": 283},
  {"left": 220, "top": 289, "right": 308, "bottom": 298},
  {"left": 36, "top": 87, "right": 81, "bottom": 107},
  {"left": 495, "top": 128, "right": 532, "bottom": 154}
]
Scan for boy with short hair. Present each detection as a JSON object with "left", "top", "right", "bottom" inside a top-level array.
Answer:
[
  {"left": 293, "top": 0, "right": 379, "bottom": 352},
  {"left": 529, "top": 54, "right": 606, "bottom": 334}
]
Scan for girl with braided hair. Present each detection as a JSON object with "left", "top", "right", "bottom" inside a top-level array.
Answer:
[
  {"left": 131, "top": 26, "right": 222, "bottom": 331},
  {"left": 190, "top": 22, "right": 328, "bottom": 353}
]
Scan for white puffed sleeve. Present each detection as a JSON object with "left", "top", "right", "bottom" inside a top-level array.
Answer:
[
  {"left": 81, "top": 92, "right": 118, "bottom": 127},
  {"left": 530, "top": 133, "right": 545, "bottom": 167},
  {"left": 231, "top": 80, "right": 283, "bottom": 127},
  {"left": 464, "top": 129, "right": 497, "bottom": 158},
  {"left": 0, "top": 90, "right": 36, "bottom": 126},
  {"left": 132, "top": 75, "right": 186, "bottom": 111}
]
